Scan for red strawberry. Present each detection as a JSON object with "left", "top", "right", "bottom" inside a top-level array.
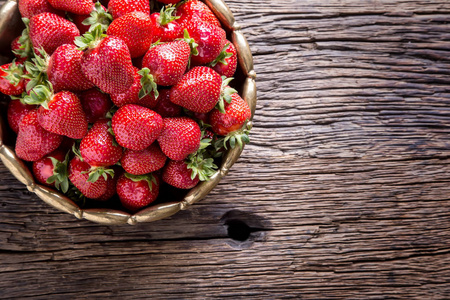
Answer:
[
  {"left": 96, "top": 166, "right": 121, "bottom": 201},
  {"left": 120, "top": 143, "right": 167, "bottom": 175},
  {"left": 11, "top": 37, "right": 28, "bottom": 63},
  {"left": 210, "top": 92, "right": 251, "bottom": 136},
  {"left": 106, "top": 11, "right": 153, "bottom": 58},
  {"left": 186, "top": 16, "right": 226, "bottom": 65},
  {"left": 18, "top": 0, "right": 63, "bottom": 19},
  {"left": 47, "top": 0, "right": 94, "bottom": 15},
  {"left": 157, "top": 117, "right": 201, "bottom": 161},
  {"left": 47, "top": 44, "right": 95, "bottom": 92},
  {"left": 150, "top": 5, "right": 183, "bottom": 43},
  {"left": 0, "top": 62, "right": 26, "bottom": 96},
  {"left": 153, "top": 89, "right": 182, "bottom": 118},
  {"left": 141, "top": 40, "right": 190, "bottom": 86},
  {"left": 78, "top": 88, "right": 113, "bottom": 123},
  {"left": 76, "top": 27, "right": 135, "bottom": 94},
  {"left": 29, "top": 12, "right": 80, "bottom": 55},
  {"left": 110, "top": 67, "right": 158, "bottom": 109},
  {"left": 68, "top": 156, "right": 107, "bottom": 199},
  {"left": 7, "top": 100, "right": 36, "bottom": 134},
  {"left": 116, "top": 172, "right": 160, "bottom": 212},
  {"left": 169, "top": 66, "right": 222, "bottom": 113},
  {"left": 210, "top": 41, "right": 238, "bottom": 78},
  {"left": 32, "top": 148, "right": 69, "bottom": 193},
  {"left": 24, "top": 86, "right": 88, "bottom": 139},
  {"left": 162, "top": 160, "right": 199, "bottom": 189},
  {"left": 80, "top": 119, "right": 123, "bottom": 167},
  {"left": 107, "top": 0, "right": 150, "bottom": 20},
  {"left": 15, "top": 110, "right": 63, "bottom": 162},
  {"left": 175, "top": 0, "right": 221, "bottom": 29},
  {"left": 111, "top": 104, "right": 163, "bottom": 151}
]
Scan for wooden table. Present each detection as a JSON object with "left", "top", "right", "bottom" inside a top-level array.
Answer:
[{"left": 1, "top": 0, "right": 450, "bottom": 298}]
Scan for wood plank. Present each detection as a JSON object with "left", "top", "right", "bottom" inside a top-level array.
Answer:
[{"left": 0, "top": 0, "right": 449, "bottom": 298}]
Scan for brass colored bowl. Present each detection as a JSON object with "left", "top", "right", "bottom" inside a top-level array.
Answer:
[{"left": 0, "top": 0, "right": 257, "bottom": 224}]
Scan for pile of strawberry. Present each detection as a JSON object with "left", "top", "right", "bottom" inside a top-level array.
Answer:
[{"left": 0, "top": 0, "right": 252, "bottom": 212}]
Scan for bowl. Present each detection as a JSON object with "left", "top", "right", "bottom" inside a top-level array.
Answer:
[{"left": 0, "top": 0, "right": 257, "bottom": 225}]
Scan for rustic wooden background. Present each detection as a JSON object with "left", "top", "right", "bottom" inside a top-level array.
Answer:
[{"left": 1, "top": 0, "right": 450, "bottom": 298}]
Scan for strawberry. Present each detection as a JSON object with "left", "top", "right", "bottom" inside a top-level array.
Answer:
[
  {"left": 29, "top": 12, "right": 80, "bottom": 56},
  {"left": 18, "top": 0, "right": 63, "bottom": 19},
  {"left": 210, "top": 93, "right": 251, "bottom": 136},
  {"left": 32, "top": 148, "right": 70, "bottom": 193},
  {"left": 68, "top": 156, "right": 107, "bottom": 199},
  {"left": 106, "top": 11, "right": 153, "bottom": 58},
  {"left": 209, "top": 41, "right": 238, "bottom": 78},
  {"left": 175, "top": 0, "right": 221, "bottom": 29},
  {"left": 70, "top": 2, "right": 111, "bottom": 35},
  {"left": 111, "top": 104, "right": 164, "bottom": 151},
  {"left": 153, "top": 89, "right": 182, "bottom": 118},
  {"left": 76, "top": 26, "right": 135, "bottom": 94},
  {"left": 11, "top": 37, "right": 28, "bottom": 63},
  {"left": 23, "top": 85, "right": 88, "bottom": 139},
  {"left": 162, "top": 160, "right": 199, "bottom": 189},
  {"left": 157, "top": 117, "right": 201, "bottom": 161},
  {"left": 7, "top": 100, "right": 36, "bottom": 134},
  {"left": 47, "top": 44, "right": 95, "bottom": 92},
  {"left": 141, "top": 40, "right": 191, "bottom": 87},
  {"left": 78, "top": 88, "right": 112, "bottom": 123},
  {"left": 80, "top": 119, "right": 123, "bottom": 167},
  {"left": 116, "top": 172, "right": 159, "bottom": 212},
  {"left": 186, "top": 15, "right": 226, "bottom": 65},
  {"left": 47, "top": 0, "right": 94, "bottom": 15},
  {"left": 110, "top": 67, "right": 158, "bottom": 109},
  {"left": 0, "top": 62, "right": 26, "bottom": 96},
  {"left": 107, "top": 0, "right": 150, "bottom": 20},
  {"left": 15, "top": 110, "right": 63, "bottom": 162},
  {"left": 169, "top": 66, "right": 223, "bottom": 113},
  {"left": 120, "top": 143, "right": 167, "bottom": 175},
  {"left": 150, "top": 5, "right": 183, "bottom": 43},
  {"left": 96, "top": 166, "right": 121, "bottom": 201}
]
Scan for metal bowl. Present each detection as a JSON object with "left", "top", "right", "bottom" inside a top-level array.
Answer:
[{"left": 0, "top": 0, "right": 257, "bottom": 224}]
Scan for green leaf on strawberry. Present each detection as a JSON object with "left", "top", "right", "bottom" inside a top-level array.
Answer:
[
  {"left": 0, "top": 60, "right": 25, "bottom": 86},
  {"left": 82, "top": 2, "right": 113, "bottom": 33},
  {"left": 22, "top": 84, "right": 53, "bottom": 109},
  {"left": 75, "top": 25, "right": 107, "bottom": 51},
  {"left": 86, "top": 167, "right": 115, "bottom": 183},
  {"left": 14, "top": 18, "right": 33, "bottom": 59},
  {"left": 158, "top": 4, "right": 180, "bottom": 26},
  {"left": 46, "top": 151, "right": 70, "bottom": 193},
  {"left": 138, "top": 67, "right": 159, "bottom": 99},
  {"left": 215, "top": 76, "right": 237, "bottom": 113},
  {"left": 124, "top": 173, "right": 157, "bottom": 192},
  {"left": 214, "top": 121, "right": 252, "bottom": 151},
  {"left": 208, "top": 43, "right": 232, "bottom": 68}
]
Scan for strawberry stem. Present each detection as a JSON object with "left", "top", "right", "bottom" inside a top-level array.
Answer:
[
  {"left": 158, "top": 4, "right": 180, "bottom": 26},
  {"left": 47, "top": 152, "right": 70, "bottom": 193},
  {"left": 82, "top": 2, "right": 112, "bottom": 33},
  {"left": 124, "top": 173, "right": 157, "bottom": 191},
  {"left": 138, "top": 68, "right": 159, "bottom": 99},
  {"left": 208, "top": 43, "right": 232, "bottom": 68},
  {"left": 75, "top": 25, "right": 106, "bottom": 51},
  {"left": 214, "top": 121, "right": 252, "bottom": 151},
  {"left": 215, "top": 76, "right": 238, "bottom": 114}
]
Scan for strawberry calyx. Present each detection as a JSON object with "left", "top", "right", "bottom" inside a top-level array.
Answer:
[
  {"left": 138, "top": 67, "right": 159, "bottom": 99},
  {"left": 214, "top": 121, "right": 252, "bottom": 151},
  {"left": 186, "top": 129, "right": 218, "bottom": 181},
  {"left": 75, "top": 25, "right": 106, "bottom": 51},
  {"left": 215, "top": 76, "right": 238, "bottom": 113},
  {"left": 1, "top": 60, "right": 25, "bottom": 86},
  {"left": 182, "top": 29, "right": 199, "bottom": 57},
  {"left": 208, "top": 43, "right": 232, "bottom": 68},
  {"left": 158, "top": 4, "right": 180, "bottom": 26},
  {"left": 85, "top": 166, "right": 115, "bottom": 183},
  {"left": 22, "top": 83, "right": 54, "bottom": 109},
  {"left": 124, "top": 172, "right": 157, "bottom": 192},
  {"left": 13, "top": 18, "right": 33, "bottom": 60},
  {"left": 66, "top": 185, "right": 86, "bottom": 204},
  {"left": 46, "top": 151, "right": 70, "bottom": 193},
  {"left": 23, "top": 48, "right": 50, "bottom": 91},
  {"left": 82, "top": 2, "right": 113, "bottom": 33}
]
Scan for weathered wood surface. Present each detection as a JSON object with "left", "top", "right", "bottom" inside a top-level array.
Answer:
[{"left": 1, "top": 0, "right": 450, "bottom": 298}]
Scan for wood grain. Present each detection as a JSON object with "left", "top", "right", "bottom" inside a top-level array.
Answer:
[{"left": 1, "top": 0, "right": 450, "bottom": 298}]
